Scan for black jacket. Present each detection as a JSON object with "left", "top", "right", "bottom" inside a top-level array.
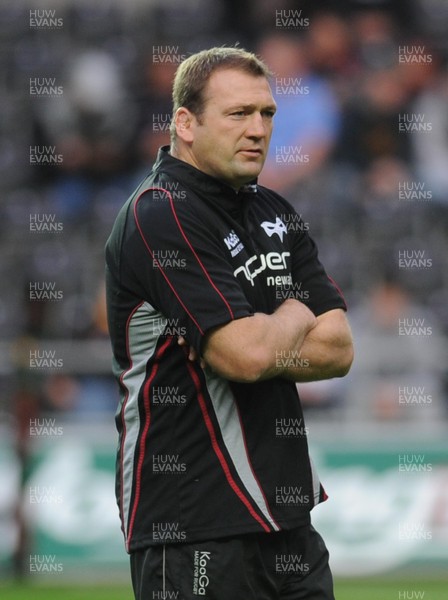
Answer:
[{"left": 105, "top": 146, "right": 346, "bottom": 553}]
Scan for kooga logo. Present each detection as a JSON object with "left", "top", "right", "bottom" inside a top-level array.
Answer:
[{"left": 193, "top": 551, "right": 211, "bottom": 596}]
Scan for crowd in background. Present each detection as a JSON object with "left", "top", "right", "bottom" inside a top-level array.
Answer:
[{"left": 1, "top": 0, "right": 447, "bottom": 424}]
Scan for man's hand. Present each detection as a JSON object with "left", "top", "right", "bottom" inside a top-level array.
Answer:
[
  {"left": 178, "top": 336, "right": 206, "bottom": 368},
  {"left": 281, "top": 308, "right": 354, "bottom": 382}
]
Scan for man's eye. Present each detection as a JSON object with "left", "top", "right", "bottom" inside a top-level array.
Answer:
[{"left": 231, "top": 111, "right": 246, "bottom": 116}]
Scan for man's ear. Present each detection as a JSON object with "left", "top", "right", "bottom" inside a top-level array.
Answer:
[{"left": 174, "top": 107, "right": 195, "bottom": 143}]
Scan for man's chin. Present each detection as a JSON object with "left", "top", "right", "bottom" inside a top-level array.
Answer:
[
  {"left": 237, "top": 161, "right": 264, "bottom": 180},
  {"left": 224, "top": 160, "right": 264, "bottom": 188},
  {"left": 234, "top": 172, "right": 262, "bottom": 188}
]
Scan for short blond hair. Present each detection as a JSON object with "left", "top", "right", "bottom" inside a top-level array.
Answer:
[{"left": 170, "top": 46, "right": 271, "bottom": 145}]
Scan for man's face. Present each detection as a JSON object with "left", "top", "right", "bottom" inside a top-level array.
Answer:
[{"left": 186, "top": 68, "right": 277, "bottom": 189}]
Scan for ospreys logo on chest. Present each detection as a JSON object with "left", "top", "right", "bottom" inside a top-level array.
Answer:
[{"left": 260, "top": 217, "right": 288, "bottom": 242}]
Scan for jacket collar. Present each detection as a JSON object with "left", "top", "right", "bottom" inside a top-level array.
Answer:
[{"left": 152, "top": 146, "right": 258, "bottom": 213}]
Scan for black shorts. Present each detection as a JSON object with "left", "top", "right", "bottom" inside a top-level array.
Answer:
[{"left": 130, "top": 524, "right": 334, "bottom": 600}]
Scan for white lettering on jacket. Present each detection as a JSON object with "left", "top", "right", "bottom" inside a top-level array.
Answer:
[{"left": 233, "top": 252, "right": 290, "bottom": 286}]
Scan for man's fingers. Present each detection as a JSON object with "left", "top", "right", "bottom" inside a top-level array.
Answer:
[
  {"left": 178, "top": 335, "right": 205, "bottom": 367},
  {"left": 188, "top": 347, "right": 197, "bottom": 361}
]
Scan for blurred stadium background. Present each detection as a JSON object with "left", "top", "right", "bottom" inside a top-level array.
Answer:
[{"left": 1, "top": 0, "right": 448, "bottom": 596}]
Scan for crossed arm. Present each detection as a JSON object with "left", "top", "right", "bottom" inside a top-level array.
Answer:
[{"left": 181, "top": 299, "right": 354, "bottom": 384}]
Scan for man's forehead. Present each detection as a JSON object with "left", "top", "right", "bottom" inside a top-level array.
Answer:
[{"left": 204, "top": 68, "right": 275, "bottom": 105}]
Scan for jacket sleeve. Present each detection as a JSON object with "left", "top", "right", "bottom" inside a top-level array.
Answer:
[
  {"left": 289, "top": 223, "right": 347, "bottom": 317},
  {"left": 123, "top": 187, "right": 254, "bottom": 353}
]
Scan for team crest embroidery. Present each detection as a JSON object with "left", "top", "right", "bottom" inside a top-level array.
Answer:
[
  {"left": 223, "top": 229, "right": 244, "bottom": 257},
  {"left": 261, "top": 217, "right": 288, "bottom": 242}
]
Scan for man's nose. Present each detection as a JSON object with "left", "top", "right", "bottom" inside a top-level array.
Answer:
[{"left": 246, "top": 113, "right": 269, "bottom": 138}]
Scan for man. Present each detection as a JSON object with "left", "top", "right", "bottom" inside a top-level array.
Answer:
[{"left": 106, "top": 47, "right": 353, "bottom": 600}]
